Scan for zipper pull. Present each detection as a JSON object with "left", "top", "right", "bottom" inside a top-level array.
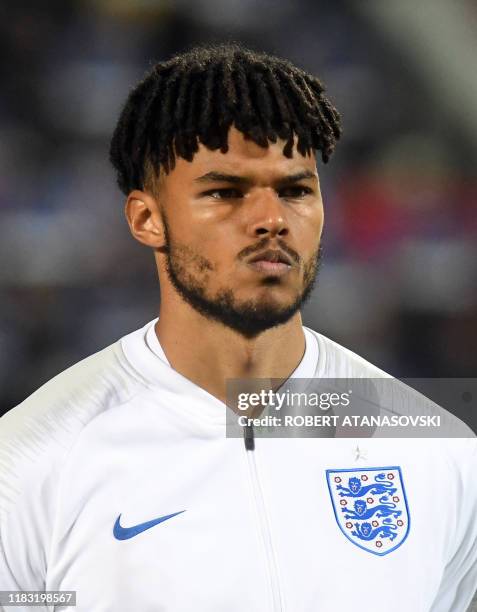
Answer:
[{"left": 243, "top": 424, "right": 255, "bottom": 451}]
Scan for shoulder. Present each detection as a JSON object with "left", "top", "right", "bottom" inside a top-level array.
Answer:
[
  {"left": 0, "top": 323, "right": 158, "bottom": 585},
  {"left": 306, "top": 327, "right": 475, "bottom": 438},
  {"left": 0, "top": 324, "right": 153, "bottom": 529},
  {"left": 306, "top": 327, "right": 393, "bottom": 379}
]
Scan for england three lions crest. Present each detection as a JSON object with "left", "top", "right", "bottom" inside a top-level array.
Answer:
[{"left": 326, "top": 466, "right": 410, "bottom": 556}]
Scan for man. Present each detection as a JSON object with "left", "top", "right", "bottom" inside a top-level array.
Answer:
[{"left": 0, "top": 44, "right": 476, "bottom": 612}]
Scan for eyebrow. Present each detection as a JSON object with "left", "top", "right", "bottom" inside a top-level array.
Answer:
[{"left": 194, "top": 170, "right": 317, "bottom": 185}]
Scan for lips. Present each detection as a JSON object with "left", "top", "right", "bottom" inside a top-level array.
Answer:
[
  {"left": 246, "top": 248, "right": 294, "bottom": 276},
  {"left": 247, "top": 249, "right": 294, "bottom": 266}
]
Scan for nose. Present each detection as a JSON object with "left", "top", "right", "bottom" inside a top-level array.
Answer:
[{"left": 245, "top": 188, "right": 289, "bottom": 239}]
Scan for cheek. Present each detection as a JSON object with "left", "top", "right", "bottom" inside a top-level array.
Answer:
[
  {"left": 189, "top": 234, "right": 235, "bottom": 279},
  {"left": 312, "top": 202, "right": 325, "bottom": 234},
  {"left": 296, "top": 207, "right": 324, "bottom": 250}
]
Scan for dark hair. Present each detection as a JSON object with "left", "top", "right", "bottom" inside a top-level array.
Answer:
[{"left": 109, "top": 43, "right": 342, "bottom": 195}]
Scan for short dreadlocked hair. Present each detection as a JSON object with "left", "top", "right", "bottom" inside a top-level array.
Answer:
[{"left": 109, "top": 43, "right": 342, "bottom": 195}]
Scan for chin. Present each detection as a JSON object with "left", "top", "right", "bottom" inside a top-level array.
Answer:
[
  {"left": 248, "top": 288, "right": 300, "bottom": 308},
  {"left": 240, "top": 295, "right": 302, "bottom": 319}
]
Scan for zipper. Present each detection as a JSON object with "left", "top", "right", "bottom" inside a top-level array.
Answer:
[
  {"left": 243, "top": 424, "right": 284, "bottom": 612},
  {"left": 243, "top": 423, "right": 255, "bottom": 450}
]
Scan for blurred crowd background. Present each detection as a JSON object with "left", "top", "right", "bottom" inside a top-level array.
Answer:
[{"left": 1, "top": 0, "right": 476, "bottom": 417}]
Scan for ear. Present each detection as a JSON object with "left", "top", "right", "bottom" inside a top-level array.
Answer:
[{"left": 124, "top": 189, "right": 165, "bottom": 249}]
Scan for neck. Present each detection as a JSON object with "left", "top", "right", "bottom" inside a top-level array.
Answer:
[{"left": 155, "top": 294, "right": 306, "bottom": 405}]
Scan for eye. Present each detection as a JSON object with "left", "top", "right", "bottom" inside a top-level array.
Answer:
[
  {"left": 203, "top": 188, "right": 243, "bottom": 200},
  {"left": 279, "top": 185, "right": 313, "bottom": 199}
]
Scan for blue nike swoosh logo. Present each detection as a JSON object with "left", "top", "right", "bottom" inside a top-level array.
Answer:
[{"left": 113, "top": 510, "right": 186, "bottom": 540}]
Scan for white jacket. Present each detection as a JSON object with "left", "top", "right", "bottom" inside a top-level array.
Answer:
[{"left": 1, "top": 319, "right": 476, "bottom": 612}]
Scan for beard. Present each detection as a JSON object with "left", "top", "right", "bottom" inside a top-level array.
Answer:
[{"left": 160, "top": 218, "right": 322, "bottom": 338}]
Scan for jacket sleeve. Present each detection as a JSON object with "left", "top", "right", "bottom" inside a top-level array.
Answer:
[
  {"left": 430, "top": 439, "right": 477, "bottom": 612},
  {"left": 0, "top": 407, "right": 58, "bottom": 612}
]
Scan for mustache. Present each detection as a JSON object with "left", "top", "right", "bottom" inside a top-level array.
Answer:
[{"left": 238, "top": 238, "right": 301, "bottom": 265}]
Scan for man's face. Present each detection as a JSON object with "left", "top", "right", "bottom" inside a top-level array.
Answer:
[{"left": 156, "top": 126, "right": 324, "bottom": 337}]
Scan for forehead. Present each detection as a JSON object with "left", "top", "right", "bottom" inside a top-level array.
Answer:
[{"left": 164, "top": 126, "right": 317, "bottom": 185}]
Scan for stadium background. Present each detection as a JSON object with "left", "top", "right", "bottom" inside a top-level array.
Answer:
[
  {"left": 0, "top": 1, "right": 476, "bottom": 609},
  {"left": 0, "top": 2, "right": 476, "bottom": 414}
]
